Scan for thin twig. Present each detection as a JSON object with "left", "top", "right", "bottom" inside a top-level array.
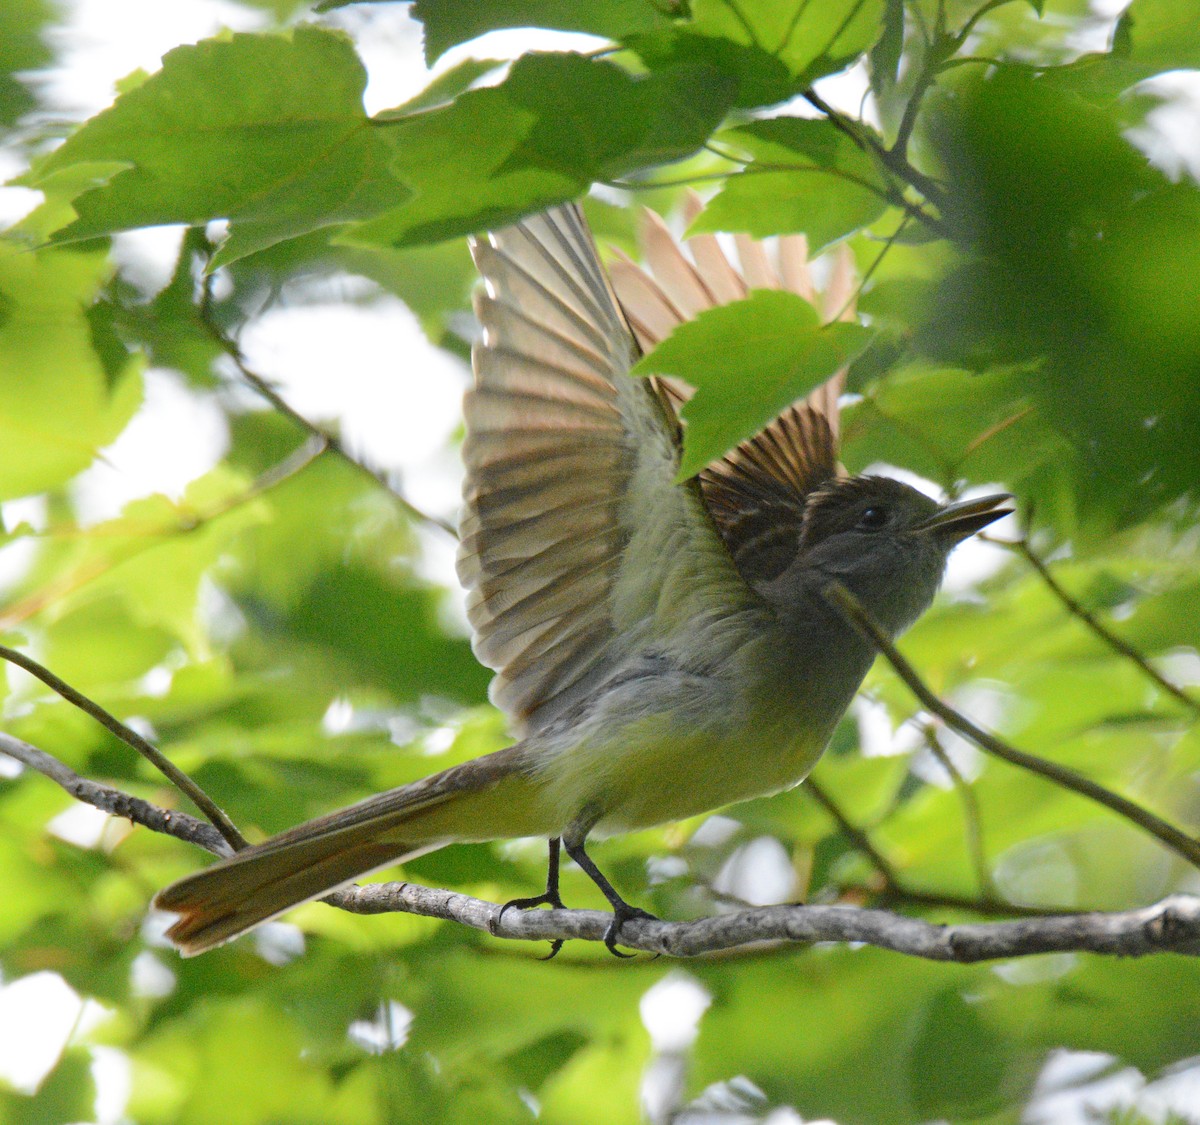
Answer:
[
  {"left": 8, "top": 732, "right": 1192, "bottom": 960},
  {"left": 197, "top": 279, "right": 458, "bottom": 539},
  {"left": 1002, "top": 536, "right": 1200, "bottom": 719},
  {"left": 0, "top": 646, "right": 246, "bottom": 850},
  {"left": 825, "top": 583, "right": 1200, "bottom": 870},
  {"left": 921, "top": 724, "right": 998, "bottom": 900},
  {"left": 0, "top": 437, "right": 326, "bottom": 630},
  {"left": 801, "top": 88, "right": 950, "bottom": 218},
  {"left": 826, "top": 212, "right": 914, "bottom": 326},
  {"left": 0, "top": 733, "right": 230, "bottom": 855},
  {"left": 805, "top": 776, "right": 901, "bottom": 888}
]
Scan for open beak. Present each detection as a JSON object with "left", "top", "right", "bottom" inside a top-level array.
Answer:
[{"left": 915, "top": 492, "right": 1014, "bottom": 545}]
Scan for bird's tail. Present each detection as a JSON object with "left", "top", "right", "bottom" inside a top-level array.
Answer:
[{"left": 154, "top": 745, "right": 548, "bottom": 955}]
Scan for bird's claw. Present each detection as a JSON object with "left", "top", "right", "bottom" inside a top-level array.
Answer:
[
  {"left": 491, "top": 889, "right": 567, "bottom": 960},
  {"left": 603, "top": 905, "right": 657, "bottom": 958}
]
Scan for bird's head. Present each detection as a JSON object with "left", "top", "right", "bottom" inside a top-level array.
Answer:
[{"left": 767, "top": 475, "right": 1012, "bottom": 639}]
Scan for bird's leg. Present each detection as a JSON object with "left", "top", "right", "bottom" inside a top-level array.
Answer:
[
  {"left": 562, "top": 831, "right": 656, "bottom": 958},
  {"left": 493, "top": 837, "right": 566, "bottom": 959}
]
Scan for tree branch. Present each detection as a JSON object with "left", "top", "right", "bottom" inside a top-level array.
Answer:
[
  {"left": 824, "top": 583, "right": 1200, "bottom": 870},
  {"left": 1000, "top": 534, "right": 1200, "bottom": 719},
  {"left": 0, "top": 645, "right": 246, "bottom": 851},
  {"left": 0, "top": 732, "right": 230, "bottom": 855},
  {"left": 197, "top": 277, "right": 458, "bottom": 539},
  {"left": 801, "top": 87, "right": 951, "bottom": 221},
  {"left": 8, "top": 731, "right": 1199, "bottom": 962}
]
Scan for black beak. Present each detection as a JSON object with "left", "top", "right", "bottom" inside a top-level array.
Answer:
[{"left": 915, "top": 492, "right": 1014, "bottom": 545}]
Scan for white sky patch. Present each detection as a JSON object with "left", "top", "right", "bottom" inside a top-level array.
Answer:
[
  {"left": 47, "top": 801, "right": 114, "bottom": 848},
  {"left": 0, "top": 972, "right": 85, "bottom": 1094},
  {"left": 1127, "top": 71, "right": 1200, "bottom": 183},
  {"left": 641, "top": 972, "right": 711, "bottom": 1053},
  {"left": 237, "top": 293, "right": 468, "bottom": 522},
  {"left": 348, "top": 1000, "right": 414, "bottom": 1053},
  {"left": 72, "top": 368, "right": 230, "bottom": 525},
  {"left": 39, "top": 0, "right": 265, "bottom": 119},
  {"left": 712, "top": 835, "right": 799, "bottom": 906}
]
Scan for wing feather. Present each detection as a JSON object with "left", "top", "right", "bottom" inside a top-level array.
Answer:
[
  {"left": 462, "top": 204, "right": 757, "bottom": 734},
  {"left": 606, "top": 199, "right": 856, "bottom": 588}
]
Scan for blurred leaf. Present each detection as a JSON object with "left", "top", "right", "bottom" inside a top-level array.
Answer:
[
  {"left": 925, "top": 68, "right": 1200, "bottom": 535},
  {"left": 1118, "top": 0, "right": 1200, "bottom": 74},
  {"left": 0, "top": 0, "right": 55, "bottom": 127},
  {"left": 906, "top": 987, "right": 1010, "bottom": 1118},
  {"left": 283, "top": 563, "right": 490, "bottom": 706},
  {"left": 632, "top": 289, "right": 873, "bottom": 479},
  {"left": 412, "top": 0, "right": 672, "bottom": 64},
  {"left": 0, "top": 242, "right": 143, "bottom": 500},
  {"left": 697, "top": 117, "right": 890, "bottom": 251}
]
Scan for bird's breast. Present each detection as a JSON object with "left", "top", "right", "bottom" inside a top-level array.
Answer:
[{"left": 532, "top": 627, "right": 854, "bottom": 835}]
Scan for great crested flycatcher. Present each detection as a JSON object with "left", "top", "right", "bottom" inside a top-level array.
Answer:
[{"left": 156, "top": 200, "right": 1011, "bottom": 955}]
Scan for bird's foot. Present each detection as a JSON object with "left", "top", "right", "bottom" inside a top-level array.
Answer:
[
  {"left": 603, "top": 903, "right": 658, "bottom": 958},
  {"left": 490, "top": 838, "right": 567, "bottom": 958}
]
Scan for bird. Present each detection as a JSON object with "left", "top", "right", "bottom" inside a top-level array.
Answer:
[{"left": 155, "top": 198, "right": 1011, "bottom": 956}]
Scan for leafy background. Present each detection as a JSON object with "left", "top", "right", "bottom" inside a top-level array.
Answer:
[{"left": 3, "top": 0, "right": 1200, "bottom": 1122}]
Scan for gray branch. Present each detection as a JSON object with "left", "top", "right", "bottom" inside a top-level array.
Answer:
[
  {"left": 328, "top": 882, "right": 1200, "bottom": 961},
  {"left": 0, "top": 733, "right": 231, "bottom": 856},
  {"left": 7, "top": 731, "right": 1200, "bottom": 962}
]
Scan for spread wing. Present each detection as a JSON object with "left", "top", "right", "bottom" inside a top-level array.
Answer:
[
  {"left": 609, "top": 195, "right": 857, "bottom": 587},
  {"left": 461, "top": 205, "right": 758, "bottom": 735}
]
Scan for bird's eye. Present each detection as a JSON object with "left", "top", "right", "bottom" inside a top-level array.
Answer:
[{"left": 857, "top": 506, "right": 888, "bottom": 531}]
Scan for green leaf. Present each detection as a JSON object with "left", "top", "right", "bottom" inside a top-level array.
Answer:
[
  {"left": 0, "top": 242, "right": 143, "bottom": 500},
  {"left": 0, "top": 0, "right": 55, "bottom": 127},
  {"left": 631, "top": 289, "right": 873, "bottom": 479},
  {"left": 629, "top": 0, "right": 886, "bottom": 108},
  {"left": 696, "top": 117, "right": 890, "bottom": 251},
  {"left": 411, "top": 0, "right": 673, "bottom": 64},
  {"left": 21, "top": 28, "right": 406, "bottom": 268},
  {"left": 1119, "top": 0, "right": 1200, "bottom": 74},
  {"left": 376, "top": 57, "right": 505, "bottom": 117},
  {"left": 349, "top": 54, "right": 736, "bottom": 249}
]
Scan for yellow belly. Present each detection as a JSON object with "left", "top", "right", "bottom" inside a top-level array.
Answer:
[{"left": 537, "top": 705, "right": 828, "bottom": 835}]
